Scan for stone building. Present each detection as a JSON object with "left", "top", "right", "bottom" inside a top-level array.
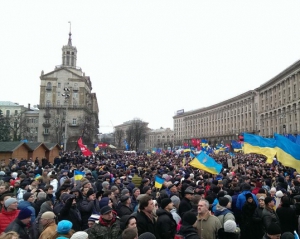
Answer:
[
  {"left": 37, "top": 31, "right": 99, "bottom": 149},
  {"left": 145, "top": 127, "right": 174, "bottom": 150},
  {"left": 173, "top": 59, "right": 300, "bottom": 145}
]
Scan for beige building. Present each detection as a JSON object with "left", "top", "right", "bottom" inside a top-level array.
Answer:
[
  {"left": 173, "top": 59, "right": 300, "bottom": 144},
  {"left": 0, "top": 101, "right": 39, "bottom": 141},
  {"left": 145, "top": 127, "right": 174, "bottom": 149},
  {"left": 37, "top": 31, "right": 99, "bottom": 149}
]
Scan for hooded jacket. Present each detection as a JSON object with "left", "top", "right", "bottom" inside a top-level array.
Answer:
[
  {"left": 0, "top": 207, "right": 20, "bottom": 233},
  {"left": 214, "top": 204, "right": 235, "bottom": 226}
]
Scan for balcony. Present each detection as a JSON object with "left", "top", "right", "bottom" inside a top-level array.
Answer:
[
  {"left": 42, "top": 123, "right": 51, "bottom": 128},
  {"left": 43, "top": 113, "right": 51, "bottom": 118},
  {"left": 46, "top": 86, "right": 52, "bottom": 91},
  {"left": 43, "top": 132, "right": 49, "bottom": 136},
  {"left": 69, "top": 123, "right": 79, "bottom": 127}
]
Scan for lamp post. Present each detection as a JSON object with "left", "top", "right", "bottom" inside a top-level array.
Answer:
[{"left": 62, "top": 87, "right": 70, "bottom": 151}]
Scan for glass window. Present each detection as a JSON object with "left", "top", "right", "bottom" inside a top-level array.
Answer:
[
  {"left": 58, "top": 83, "right": 61, "bottom": 88},
  {"left": 72, "top": 118, "right": 77, "bottom": 125}
]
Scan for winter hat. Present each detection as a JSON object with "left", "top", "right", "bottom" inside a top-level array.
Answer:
[
  {"left": 121, "top": 189, "right": 129, "bottom": 196},
  {"left": 102, "top": 181, "right": 109, "bottom": 187},
  {"left": 86, "top": 189, "right": 95, "bottom": 198},
  {"left": 57, "top": 220, "right": 73, "bottom": 234},
  {"left": 41, "top": 211, "right": 56, "bottom": 220},
  {"left": 182, "top": 211, "right": 197, "bottom": 226},
  {"left": 224, "top": 220, "right": 237, "bottom": 233},
  {"left": 245, "top": 193, "right": 253, "bottom": 200},
  {"left": 161, "top": 198, "right": 172, "bottom": 209},
  {"left": 184, "top": 187, "right": 194, "bottom": 194},
  {"left": 120, "top": 195, "right": 130, "bottom": 203},
  {"left": 267, "top": 222, "right": 281, "bottom": 235},
  {"left": 56, "top": 237, "right": 68, "bottom": 239},
  {"left": 170, "top": 195, "right": 180, "bottom": 207},
  {"left": 111, "top": 186, "right": 118, "bottom": 192},
  {"left": 4, "top": 198, "right": 17, "bottom": 208},
  {"left": 132, "top": 187, "right": 139, "bottom": 194},
  {"left": 70, "top": 231, "right": 89, "bottom": 239},
  {"left": 281, "top": 232, "right": 294, "bottom": 239},
  {"left": 275, "top": 190, "right": 283, "bottom": 198},
  {"left": 11, "top": 172, "right": 18, "bottom": 179},
  {"left": 23, "top": 192, "right": 33, "bottom": 201},
  {"left": 18, "top": 208, "right": 32, "bottom": 220},
  {"left": 99, "top": 197, "right": 110, "bottom": 208},
  {"left": 224, "top": 195, "right": 232, "bottom": 203},
  {"left": 270, "top": 187, "right": 276, "bottom": 193},
  {"left": 138, "top": 232, "right": 156, "bottom": 239},
  {"left": 88, "top": 214, "right": 100, "bottom": 222},
  {"left": 264, "top": 196, "right": 273, "bottom": 205},
  {"left": 219, "top": 197, "right": 229, "bottom": 207},
  {"left": 100, "top": 205, "right": 112, "bottom": 215}
]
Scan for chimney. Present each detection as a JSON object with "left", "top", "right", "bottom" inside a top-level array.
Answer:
[{"left": 28, "top": 104, "right": 30, "bottom": 110}]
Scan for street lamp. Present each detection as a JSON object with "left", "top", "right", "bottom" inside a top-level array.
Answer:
[{"left": 62, "top": 87, "right": 70, "bottom": 151}]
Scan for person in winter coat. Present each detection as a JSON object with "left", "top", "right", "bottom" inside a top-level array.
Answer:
[
  {"left": 178, "top": 187, "right": 194, "bottom": 217},
  {"left": 5, "top": 208, "right": 32, "bottom": 239},
  {"left": 57, "top": 193, "right": 82, "bottom": 231},
  {"left": 79, "top": 189, "right": 100, "bottom": 230},
  {"left": 39, "top": 211, "right": 57, "bottom": 239},
  {"left": 262, "top": 222, "right": 281, "bottom": 239},
  {"left": 117, "top": 195, "right": 133, "bottom": 218},
  {"left": 276, "top": 196, "right": 297, "bottom": 234},
  {"left": 87, "top": 206, "right": 121, "bottom": 239},
  {"left": 236, "top": 184, "right": 258, "bottom": 211},
  {"left": 156, "top": 198, "right": 177, "bottom": 239},
  {"left": 50, "top": 220, "right": 75, "bottom": 239},
  {"left": 214, "top": 196, "right": 235, "bottom": 226},
  {"left": 240, "top": 193, "right": 257, "bottom": 239},
  {"left": 0, "top": 198, "right": 20, "bottom": 234},
  {"left": 217, "top": 220, "right": 240, "bottom": 239},
  {"left": 252, "top": 195, "right": 265, "bottom": 239},
  {"left": 17, "top": 192, "right": 35, "bottom": 223},
  {"left": 262, "top": 196, "right": 280, "bottom": 231},
  {"left": 177, "top": 211, "right": 199, "bottom": 239},
  {"left": 118, "top": 215, "right": 137, "bottom": 239}
]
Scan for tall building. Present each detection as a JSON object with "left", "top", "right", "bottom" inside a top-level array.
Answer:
[
  {"left": 173, "top": 59, "right": 300, "bottom": 145},
  {"left": 37, "top": 31, "right": 99, "bottom": 149}
]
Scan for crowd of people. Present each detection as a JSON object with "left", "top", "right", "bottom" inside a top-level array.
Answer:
[{"left": 0, "top": 150, "right": 299, "bottom": 239}]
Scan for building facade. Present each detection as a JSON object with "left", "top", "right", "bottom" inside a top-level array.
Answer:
[
  {"left": 145, "top": 127, "right": 174, "bottom": 150},
  {"left": 37, "top": 31, "right": 99, "bottom": 149},
  {"left": 0, "top": 101, "right": 39, "bottom": 142},
  {"left": 173, "top": 59, "right": 300, "bottom": 145}
]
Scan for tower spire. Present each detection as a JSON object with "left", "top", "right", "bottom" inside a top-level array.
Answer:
[{"left": 68, "top": 21, "right": 72, "bottom": 46}]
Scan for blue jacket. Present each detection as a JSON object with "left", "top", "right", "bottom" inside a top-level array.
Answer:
[
  {"left": 212, "top": 198, "right": 219, "bottom": 213},
  {"left": 236, "top": 191, "right": 258, "bottom": 211},
  {"left": 18, "top": 200, "right": 36, "bottom": 223}
]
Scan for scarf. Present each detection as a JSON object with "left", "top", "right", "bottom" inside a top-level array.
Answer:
[
  {"left": 99, "top": 213, "right": 117, "bottom": 227},
  {"left": 142, "top": 210, "right": 154, "bottom": 223}
]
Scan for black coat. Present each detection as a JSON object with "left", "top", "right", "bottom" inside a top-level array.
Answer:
[
  {"left": 177, "top": 224, "right": 200, "bottom": 239},
  {"left": 117, "top": 204, "right": 133, "bottom": 218},
  {"left": 276, "top": 205, "right": 297, "bottom": 233},
  {"left": 136, "top": 210, "right": 158, "bottom": 238},
  {"left": 217, "top": 228, "right": 239, "bottom": 239},
  {"left": 5, "top": 218, "right": 29, "bottom": 239},
  {"left": 178, "top": 197, "right": 193, "bottom": 218},
  {"left": 156, "top": 208, "right": 177, "bottom": 239}
]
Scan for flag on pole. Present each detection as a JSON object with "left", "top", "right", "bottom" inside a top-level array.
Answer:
[
  {"left": 74, "top": 170, "right": 85, "bottom": 180},
  {"left": 78, "top": 138, "right": 92, "bottom": 156},
  {"left": 189, "top": 151, "right": 222, "bottom": 174}
]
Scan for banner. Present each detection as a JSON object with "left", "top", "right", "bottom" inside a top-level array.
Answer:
[{"left": 78, "top": 138, "right": 92, "bottom": 156}]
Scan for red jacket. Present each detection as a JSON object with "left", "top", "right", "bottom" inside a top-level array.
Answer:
[{"left": 0, "top": 208, "right": 20, "bottom": 233}]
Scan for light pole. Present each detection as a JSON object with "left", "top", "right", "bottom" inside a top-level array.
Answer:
[{"left": 62, "top": 87, "right": 70, "bottom": 151}]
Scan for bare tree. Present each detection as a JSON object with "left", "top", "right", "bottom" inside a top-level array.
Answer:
[
  {"left": 7, "top": 112, "right": 27, "bottom": 141},
  {"left": 125, "top": 120, "right": 147, "bottom": 150},
  {"left": 115, "top": 129, "right": 124, "bottom": 148}
]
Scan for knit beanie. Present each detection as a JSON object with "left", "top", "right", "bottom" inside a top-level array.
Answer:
[
  {"left": 170, "top": 195, "right": 180, "bottom": 207},
  {"left": 23, "top": 192, "right": 33, "bottom": 201},
  {"left": 224, "top": 220, "right": 236, "bottom": 233},
  {"left": 121, "top": 189, "right": 129, "bottom": 196},
  {"left": 102, "top": 181, "right": 109, "bottom": 187},
  {"left": 86, "top": 189, "right": 95, "bottom": 198},
  {"left": 224, "top": 195, "right": 232, "bottom": 202},
  {"left": 18, "top": 208, "right": 32, "bottom": 220},
  {"left": 182, "top": 211, "right": 197, "bottom": 226},
  {"left": 281, "top": 232, "right": 294, "bottom": 239},
  {"left": 4, "top": 198, "right": 17, "bottom": 208},
  {"left": 267, "top": 222, "right": 281, "bottom": 235},
  {"left": 161, "top": 198, "right": 172, "bottom": 209},
  {"left": 142, "top": 186, "right": 151, "bottom": 194},
  {"left": 219, "top": 197, "right": 229, "bottom": 207},
  {"left": 99, "top": 197, "right": 110, "bottom": 208},
  {"left": 70, "top": 231, "right": 89, "bottom": 239},
  {"left": 57, "top": 220, "right": 73, "bottom": 234},
  {"left": 138, "top": 232, "right": 156, "bottom": 239}
]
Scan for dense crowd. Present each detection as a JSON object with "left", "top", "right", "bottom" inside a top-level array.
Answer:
[{"left": 0, "top": 150, "right": 299, "bottom": 239}]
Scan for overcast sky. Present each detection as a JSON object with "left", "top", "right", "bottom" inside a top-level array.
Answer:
[{"left": 1, "top": 1, "right": 300, "bottom": 134}]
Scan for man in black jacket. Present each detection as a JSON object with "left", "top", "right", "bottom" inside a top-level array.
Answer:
[
  {"left": 178, "top": 186, "right": 194, "bottom": 217},
  {"left": 117, "top": 195, "right": 133, "bottom": 218},
  {"left": 156, "top": 198, "right": 177, "bottom": 239},
  {"left": 136, "top": 195, "right": 158, "bottom": 238}
]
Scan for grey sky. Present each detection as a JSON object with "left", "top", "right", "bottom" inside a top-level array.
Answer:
[{"left": 1, "top": 1, "right": 300, "bottom": 133}]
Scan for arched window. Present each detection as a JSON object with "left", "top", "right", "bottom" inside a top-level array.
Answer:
[{"left": 46, "top": 82, "right": 52, "bottom": 91}]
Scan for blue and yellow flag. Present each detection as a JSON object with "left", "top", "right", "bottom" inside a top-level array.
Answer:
[
  {"left": 154, "top": 176, "right": 165, "bottom": 189},
  {"left": 35, "top": 174, "right": 41, "bottom": 180},
  {"left": 74, "top": 170, "right": 85, "bottom": 180},
  {"left": 274, "top": 133, "right": 300, "bottom": 172},
  {"left": 243, "top": 133, "right": 277, "bottom": 164},
  {"left": 189, "top": 151, "right": 222, "bottom": 175},
  {"left": 94, "top": 143, "right": 99, "bottom": 152}
]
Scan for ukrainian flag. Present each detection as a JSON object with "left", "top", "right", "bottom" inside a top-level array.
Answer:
[
  {"left": 154, "top": 176, "right": 165, "bottom": 189},
  {"left": 189, "top": 151, "right": 222, "bottom": 175},
  {"left": 74, "top": 170, "right": 85, "bottom": 180},
  {"left": 274, "top": 133, "right": 300, "bottom": 172},
  {"left": 94, "top": 143, "right": 99, "bottom": 152},
  {"left": 35, "top": 174, "right": 41, "bottom": 180},
  {"left": 243, "top": 133, "right": 277, "bottom": 164}
]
